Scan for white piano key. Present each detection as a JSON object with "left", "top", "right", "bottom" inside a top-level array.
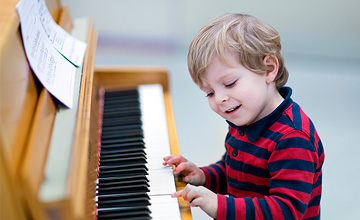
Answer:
[
  {"left": 139, "top": 84, "right": 182, "bottom": 219},
  {"left": 149, "top": 195, "right": 182, "bottom": 220},
  {"left": 148, "top": 168, "right": 176, "bottom": 196}
]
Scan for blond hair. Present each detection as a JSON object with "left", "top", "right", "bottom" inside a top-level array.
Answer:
[{"left": 188, "top": 13, "right": 288, "bottom": 89}]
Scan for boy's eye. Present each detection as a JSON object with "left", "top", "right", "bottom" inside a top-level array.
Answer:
[
  {"left": 206, "top": 92, "right": 214, "bottom": 97},
  {"left": 225, "top": 80, "right": 237, "bottom": 88}
]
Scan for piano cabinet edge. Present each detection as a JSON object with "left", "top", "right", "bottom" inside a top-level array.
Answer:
[
  {"left": 66, "top": 22, "right": 98, "bottom": 220},
  {"left": 94, "top": 66, "right": 169, "bottom": 91}
]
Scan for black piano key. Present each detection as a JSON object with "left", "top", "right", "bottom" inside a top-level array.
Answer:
[
  {"left": 97, "top": 184, "right": 149, "bottom": 195},
  {"left": 99, "top": 148, "right": 145, "bottom": 156},
  {"left": 102, "top": 116, "right": 142, "bottom": 126},
  {"left": 101, "top": 136, "right": 144, "bottom": 145},
  {"left": 98, "top": 197, "right": 150, "bottom": 209},
  {"left": 99, "top": 150, "right": 146, "bottom": 159},
  {"left": 103, "top": 111, "right": 141, "bottom": 119},
  {"left": 99, "top": 163, "right": 148, "bottom": 172},
  {"left": 97, "top": 192, "right": 150, "bottom": 207},
  {"left": 104, "top": 89, "right": 139, "bottom": 97},
  {"left": 101, "top": 124, "right": 142, "bottom": 132},
  {"left": 100, "top": 142, "right": 145, "bottom": 150},
  {"left": 103, "top": 106, "right": 140, "bottom": 115},
  {"left": 101, "top": 130, "right": 143, "bottom": 138},
  {"left": 101, "top": 131, "right": 143, "bottom": 140},
  {"left": 98, "top": 175, "right": 149, "bottom": 185},
  {"left": 97, "top": 207, "right": 151, "bottom": 220},
  {"left": 96, "top": 89, "right": 154, "bottom": 220},
  {"left": 99, "top": 156, "right": 146, "bottom": 166},
  {"left": 97, "top": 179, "right": 149, "bottom": 188},
  {"left": 98, "top": 167, "right": 148, "bottom": 178}
]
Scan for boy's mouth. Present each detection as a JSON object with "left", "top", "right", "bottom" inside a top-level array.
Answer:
[{"left": 225, "top": 105, "right": 241, "bottom": 113}]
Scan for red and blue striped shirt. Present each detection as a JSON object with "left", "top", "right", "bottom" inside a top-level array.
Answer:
[{"left": 201, "top": 87, "right": 324, "bottom": 220}]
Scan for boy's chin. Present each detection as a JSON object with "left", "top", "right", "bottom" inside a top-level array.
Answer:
[{"left": 227, "top": 118, "right": 252, "bottom": 127}]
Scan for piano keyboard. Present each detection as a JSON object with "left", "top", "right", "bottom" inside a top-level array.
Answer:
[{"left": 96, "top": 84, "right": 181, "bottom": 220}]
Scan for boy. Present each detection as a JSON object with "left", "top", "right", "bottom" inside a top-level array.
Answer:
[{"left": 163, "top": 13, "right": 324, "bottom": 219}]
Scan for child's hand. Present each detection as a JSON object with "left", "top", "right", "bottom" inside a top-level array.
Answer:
[
  {"left": 173, "top": 184, "right": 217, "bottom": 219},
  {"left": 163, "top": 155, "right": 205, "bottom": 186}
]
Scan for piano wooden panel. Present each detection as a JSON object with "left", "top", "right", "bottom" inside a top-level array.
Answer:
[
  {"left": 0, "top": 0, "right": 192, "bottom": 219},
  {"left": 0, "top": 1, "right": 60, "bottom": 219},
  {"left": 0, "top": 0, "right": 66, "bottom": 178},
  {"left": 0, "top": 3, "right": 39, "bottom": 178}
]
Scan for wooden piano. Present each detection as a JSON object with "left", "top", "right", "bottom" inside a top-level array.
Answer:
[{"left": 0, "top": 0, "right": 192, "bottom": 219}]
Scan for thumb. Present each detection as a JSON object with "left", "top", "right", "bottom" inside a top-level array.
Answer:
[
  {"left": 184, "top": 176, "right": 191, "bottom": 183},
  {"left": 190, "top": 197, "right": 201, "bottom": 207},
  {"left": 185, "top": 174, "right": 202, "bottom": 185}
]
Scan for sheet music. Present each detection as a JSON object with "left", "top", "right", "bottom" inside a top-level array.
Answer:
[
  {"left": 37, "top": 0, "right": 87, "bottom": 67},
  {"left": 16, "top": 0, "right": 86, "bottom": 108}
]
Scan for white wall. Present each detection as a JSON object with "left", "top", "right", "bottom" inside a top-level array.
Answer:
[
  {"left": 62, "top": 0, "right": 360, "bottom": 219},
  {"left": 63, "top": 0, "right": 360, "bottom": 59}
]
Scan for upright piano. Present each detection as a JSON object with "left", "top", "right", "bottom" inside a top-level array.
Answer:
[{"left": 0, "top": 0, "right": 192, "bottom": 219}]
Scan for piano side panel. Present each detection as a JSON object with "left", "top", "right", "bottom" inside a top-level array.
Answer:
[
  {"left": 0, "top": 145, "right": 27, "bottom": 220},
  {"left": 0, "top": 16, "right": 40, "bottom": 176},
  {"left": 0, "top": 1, "right": 63, "bottom": 219},
  {"left": 20, "top": 89, "right": 57, "bottom": 220},
  {"left": 0, "top": 0, "right": 66, "bottom": 176}
]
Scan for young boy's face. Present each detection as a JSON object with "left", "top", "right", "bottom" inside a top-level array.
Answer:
[{"left": 200, "top": 53, "right": 281, "bottom": 126}]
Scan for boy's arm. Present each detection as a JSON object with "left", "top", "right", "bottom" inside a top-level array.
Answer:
[
  {"left": 216, "top": 131, "right": 324, "bottom": 220},
  {"left": 200, "top": 153, "right": 228, "bottom": 194}
]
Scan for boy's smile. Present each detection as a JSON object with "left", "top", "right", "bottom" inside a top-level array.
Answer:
[
  {"left": 225, "top": 104, "right": 241, "bottom": 114},
  {"left": 200, "top": 53, "right": 283, "bottom": 126}
]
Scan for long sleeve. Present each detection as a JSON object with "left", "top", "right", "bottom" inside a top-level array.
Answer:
[
  {"left": 200, "top": 153, "right": 228, "bottom": 195},
  {"left": 216, "top": 130, "right": 324, "bottom": 220}
]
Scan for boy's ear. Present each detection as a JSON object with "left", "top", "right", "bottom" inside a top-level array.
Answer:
[{"left": 263, "top": 55, "right": 279, "bottom": 84}]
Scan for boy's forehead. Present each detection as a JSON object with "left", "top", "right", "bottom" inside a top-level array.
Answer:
[
  {"left": 199, "top": 81, "right": 210, "bottom": 90},
  {"left": 198, "top": 76, "right": 211, "bottom": 90}
]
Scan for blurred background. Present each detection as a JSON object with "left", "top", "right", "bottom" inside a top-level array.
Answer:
[{"left": 63, "top": 0, "right": 360, "bottom": 219}]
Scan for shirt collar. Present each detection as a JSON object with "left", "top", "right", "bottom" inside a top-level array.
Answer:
[{"left": 226, "top": 86, "right": 293, "bottom": 143}]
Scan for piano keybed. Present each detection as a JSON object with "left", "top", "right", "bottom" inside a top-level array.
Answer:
[{"left": 96, "top": 85, "right": 181, "bottom": 220}]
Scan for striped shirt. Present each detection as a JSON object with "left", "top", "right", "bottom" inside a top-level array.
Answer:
[{"left": 201, "top": 87, "right": 324, "bottom": 220}]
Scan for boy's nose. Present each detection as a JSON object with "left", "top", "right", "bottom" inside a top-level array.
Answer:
[{"left": 216, "top": 93, "right": 230, "bottom": 103}]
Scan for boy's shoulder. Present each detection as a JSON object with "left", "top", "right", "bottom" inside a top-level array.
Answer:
[{"left": 275, "top": 101, "right": 319, "bottom": 144}]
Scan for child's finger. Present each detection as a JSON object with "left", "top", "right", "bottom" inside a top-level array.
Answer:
[
  {"left": 163, "top": 155, "right": 174, "bottom": 161},
  {"left": 165, "top": 155, "right": 187, "bottom": 166},
  {"left": 173, "top": 161, "right": 187, "bottom": 175},
  {"left": 171, "top": 188, "right": 184, "bottom": 197},
  {"left": 163, "top": 155, "right": 176, "bottom": 163},
  {"left": 162, "top": 155, "right": 175, "bottom": 165}
]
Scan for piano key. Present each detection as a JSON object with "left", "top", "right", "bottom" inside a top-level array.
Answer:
[
  {"left": 100, "top": 141, "right": 145, "bottom": 150},
  {"left": 97, "top": 192, "right": 151, "bottom": 208},
  {"left": 97, "top": 175, "right": 149, "bottom": 185},
  {"left": 96, "top": 85, "right": 181, "bottom": 220},
  {"left": 97, "top": 206, "right": 151, "bottom": 220},
  {"left": 138, "top": 85, "right": 181, "bottom": 219},
  {"left": 149, "top": 195, "right": 181, "bottom": 220}
]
